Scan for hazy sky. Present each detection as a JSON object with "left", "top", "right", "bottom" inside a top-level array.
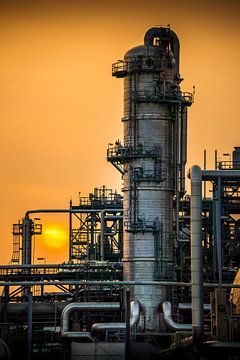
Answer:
[{"left": 0, "top": 0, "right": 240, "bottom": 263}]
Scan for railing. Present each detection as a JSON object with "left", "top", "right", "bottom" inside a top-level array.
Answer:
[
  {"left": 79, "top": 189, "right": 123, "bottom": 207},
  {"left": 132, "top": 90, "right": 193, "bottom": 105},
  {"left": 112, "top": 61, "right": 127, "bottom": 77},
  {"left": 131, "top": 168, "right": 166, "bottom": 182},
  {"left": 124, "top": 219, "right": 159, "bottom": 232},
  {"left": 218, "top": 161, "right": 232, "bottom": 169},
  {"left": 107, "top": 144, "right": 161, "bottom": 162},
  {"left": 0, "top": 263, "right": 123, "bottom": 277}
]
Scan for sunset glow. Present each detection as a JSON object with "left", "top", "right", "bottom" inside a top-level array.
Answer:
[
  {"left": 0, "top": 0, "right": 239, "bottom": 264},
  {"left": 42, "top": 226, "right": 68, "bottom": 249}
]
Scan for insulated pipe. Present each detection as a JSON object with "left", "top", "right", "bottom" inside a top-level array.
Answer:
[
  {"left": 91, "top": 300, "right": 140, "bottom": 332},
  {"left": 144, "top": 27, "right": 180, "bottom": 76},
  {"left": 202, "top": 170, "right": 240, "bottom": 180},
  {"left": 188, "top": 165, "right": 204, "bottom": 346},
  {"left": 180, "top": 106, "right": 187, "bottom": 195},
  {"left": 27, "top": 292, "right": 32, "bottom": 360},
  {"left": 1, "top": 280, "right": 240, "bottom": 288},
  {"left": 162, "top": 301, "right": 192, "bottom": 331},
  {"left": 178, "top": 303, "right": 211, "bottom": 311},
  {"left": 60, "top": 302, "right": 120, "bottom": 339},
  {"left": 1, "top": 302, "right": 67, "bottom": 316},
  {"left": 61, "top": 331, "right": 94, "bottom": 341}
]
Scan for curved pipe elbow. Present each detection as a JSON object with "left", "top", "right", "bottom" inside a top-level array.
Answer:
[
  {"left": 144, "top": 27, "right": 180, "bottom": 76},
  {"left": 61, "top": 331, "right": 94, "bottom": 341},
  {"left": 91, "top": 300, "right": 140, "bottom": 333},
  {"left": 130, "top": 299, "right": 140, "bottom": 327},
  {"left": 61, "top": 302, "right": 120, "bottom": 338},
  {"left": 162, "top": 301, "right": 192, "bottom": 331},
  {"left": 188, "top": 165, "right": 202, "bottom": 184},
  {"left": 169, "top": 30, "right": 180, "bottom": 76},
  {"left": 144, "top": 27, "right": 163, "bottom": 46}
]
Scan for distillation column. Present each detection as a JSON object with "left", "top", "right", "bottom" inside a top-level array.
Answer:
[{"left": 108, "top": 27, "right": 193, "bottom": 331}]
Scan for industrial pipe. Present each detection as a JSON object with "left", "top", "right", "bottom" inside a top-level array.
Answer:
[
  {"left": 202, "top": 170, "right": 240, "bottom": 180},
  {"left": 180, "top": 106, "right": 187, "bottom": 194},
  {"left": 1, "top": 280, "right": 240, "bottom": 288},
  {"left": 1, "top": 302, "right": 66, "bottom": 316},
  {"left": 162, "top": 301, "right": 192, "bottom": 331},
  {"left": 60, "top": 302, "right": 120, "bottom": 339},
  {"left": 27, "top": 292, "right": 32, "bottom": 360},
  {"left": 0, "top": 339, "right": 10, "bottom": 360},
  {"left": 91, "top": 300, "right": 140, "bottom": 333},
  {"left": 188, "top": 165, "right": 204, "bottom": 346},
  {"left": 178, "top": 303, "right": 211, "bottom": 311},
  {"left": 143, "top": 27, "right": 180, "bottom": 76}
]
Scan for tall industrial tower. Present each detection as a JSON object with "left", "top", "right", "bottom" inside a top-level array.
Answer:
[{"left": 107, "top": 27, "right": 193, "bottom": 331}]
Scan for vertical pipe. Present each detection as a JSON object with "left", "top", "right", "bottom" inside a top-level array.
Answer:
[
  {"left": 90, "top": 213, "right": 95, "bottom": 260},
  {"left": 27, "top": 291, "right": 32, "bottom": 360},
  {"left": 100, "top": 210, "right": 105, "bottom": 261},
  {"left": 189, "top": 165, "right": 203, "bottom": 348},
  {"left": 180, "top": 106, "right": 187, "bottom": 195},
  {"left": 125, "top": 290, "right": 131, "bottom": 359},
  {"left": 203, "top": 149, "right": 207, "bottom": 199},
  {"left": 215, "top": 149, "right": 218, "bottom": 170},
  {"left": 69, "top": 200, "right": 72, "bottom": 262},
  {"left": 216, "top": 176, "right": 222, "bottom": 285},
  {"left": 175, "top": 106, "right": 180, "bottom": 243}
]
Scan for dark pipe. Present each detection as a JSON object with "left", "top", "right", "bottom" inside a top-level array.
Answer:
[
  {"left": 180, "top": 106, "right": 188, "bottom": 194},
  {"left": 125, "top": 290, "right": 131, "bottom": 359},
  {"left": 27, "top": 292, "right": 32, "bottom": 360},
  {"left": 169, "top": 29, "right": 180, "bottom": 76},
  {"left": 144, "top": 27, "right": 163, "bottom": 46},
  {"left": 144, "top": 27, "right": 180, "bottom": 76}
]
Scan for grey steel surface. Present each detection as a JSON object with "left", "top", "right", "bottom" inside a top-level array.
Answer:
[
  {"left": 120, "top": 27, "right": 186, "bottom": 332},
  {"left": 61, "top": 302, "right": 120, "bottom": 339},
  {"left": 189, "top": 165, "right": 204, "bottom": 343},
  {"left": 201, "top": 170, "right": 240, "bottom": 180},
  {"left": 91, "top": 300, "right": 140, "bottom": 332},
  {"left": 162, "top": 301, "right": 192, "bottom": 331}
]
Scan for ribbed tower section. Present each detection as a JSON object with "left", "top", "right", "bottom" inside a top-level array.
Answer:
[{"left": 107, "top": 27, "right": 193, "bottom": 331}]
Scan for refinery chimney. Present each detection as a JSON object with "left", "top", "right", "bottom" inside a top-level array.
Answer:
[{"left": 107, "top": 27, "right": 193, "bottom": 331}]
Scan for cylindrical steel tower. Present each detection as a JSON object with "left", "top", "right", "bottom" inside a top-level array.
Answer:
[{"left": 108, "top": 27, "right": 193, "bottom": 331}]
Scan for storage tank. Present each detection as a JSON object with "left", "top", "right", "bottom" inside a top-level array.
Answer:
[{"left": 108, "top": 27, "right": 193, "bottom": 331}]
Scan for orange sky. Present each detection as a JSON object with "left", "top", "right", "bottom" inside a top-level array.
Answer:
[{"left": 0, "top": 0, "right": 240, "bottom": 264}]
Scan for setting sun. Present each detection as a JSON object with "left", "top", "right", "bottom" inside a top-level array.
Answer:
[{"left": 42, "top": 226, "right": 68, "bottom": 249}]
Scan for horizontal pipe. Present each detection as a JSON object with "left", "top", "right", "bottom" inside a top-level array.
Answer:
[
  {"left": 205, "top": 341, "right": 240, "bottom": 349},
  {"left": 1, "top": 302, "right": 66, "bottom": 316},
  {"left": 1, "top": 280, "right": 240, "bottom": 288},
  {"left": 178, "top": 303, "right": 211, "bottom": 311},
  {"left": 25, "top": 208, "right": 123, "bottom": 217},
  {"left": 202, "top": 170, "right": 240, "bottom": 180},
  {"left": 0, "top": 262, "right": 123, "bottom": 270},
  {"left": 91, "top": 300, "right": 140, "bottom": 332},
  {"left": 61, "top": 331, "right": 94, "bottom": 340},
  {"left": 162, "top": 301, "right": 192, "bottom": 331},
  {"left": 61, "top": 302, "right": 120, "bottom": 339}
]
